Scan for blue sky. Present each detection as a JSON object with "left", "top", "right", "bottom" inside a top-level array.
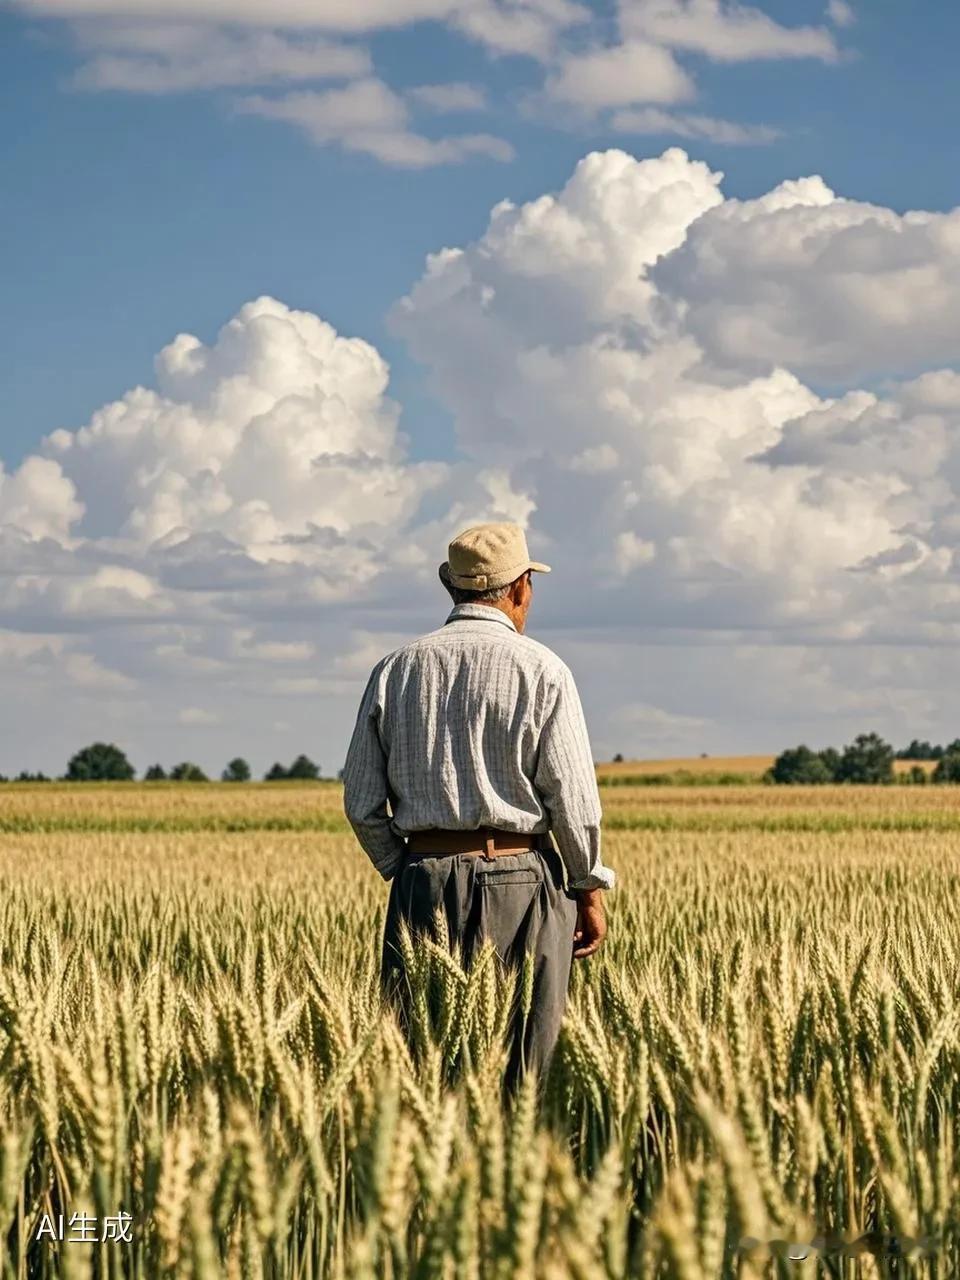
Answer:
[
  {"left": 4, "top": 0, "right": 960, "bottom": 467},
  {"left": 4, "top": 0, "right": 960, "bottom": 774}
]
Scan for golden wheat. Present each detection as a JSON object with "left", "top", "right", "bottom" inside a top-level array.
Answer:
[{"left": 0, "top": 787, "right": 956, "bottom": 1273}]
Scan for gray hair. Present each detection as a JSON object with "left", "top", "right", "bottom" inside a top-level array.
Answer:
[
  {"left": 446, "top": 581, "right": 512, "bottom": 605},
  {"left": 439, "top": 565, "right": 525, "bottom": 606}
]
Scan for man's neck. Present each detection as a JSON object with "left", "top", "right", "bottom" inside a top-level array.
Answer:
[{"left": 486, "top": 599, "right": 525, "bottom": 633}]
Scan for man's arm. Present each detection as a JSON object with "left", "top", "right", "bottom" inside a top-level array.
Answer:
[
  {"left": 533, "top": 662, "right": 616, "bottom": 904},
  {"left": 342, "top": 661, "right": 407, "bottom": 882}
]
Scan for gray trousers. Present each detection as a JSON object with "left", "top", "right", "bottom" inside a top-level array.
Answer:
[{"left": 380, "top": 840, "right": 579, "bottom": 1079}]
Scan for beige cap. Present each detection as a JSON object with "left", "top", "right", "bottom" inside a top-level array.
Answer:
[{"left": 439, "top": 521, "right": 552, "bottom": 591}]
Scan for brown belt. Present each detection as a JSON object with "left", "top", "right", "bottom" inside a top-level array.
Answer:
[{"left": 405, "top": 826, "right": 546, "bottom": 861}]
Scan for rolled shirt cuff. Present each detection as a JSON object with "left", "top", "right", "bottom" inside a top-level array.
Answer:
[
  {"left": 377, "top": 857, "right": 403, "bottom": 882},
  {"left": 349, "top": 827, "right": 406, "bottom": 882},
  {"left": 567, "top": 863, "right": 616, "bottom": 893}
]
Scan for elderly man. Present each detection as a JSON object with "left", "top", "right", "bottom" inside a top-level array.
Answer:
[{"left": 342, "top": 521, "right": 615, "bottom": 1076}]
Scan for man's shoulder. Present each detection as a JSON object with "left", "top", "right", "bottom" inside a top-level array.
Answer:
[
  {"left": 384, "top": 624, "right": 569, "bottom": 679},
  {"left": 512, "top": 632, "right": 571, "bottom": 678}
]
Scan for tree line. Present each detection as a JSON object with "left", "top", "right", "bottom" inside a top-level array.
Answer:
[
  {"left": 0, "top": 743, "right": 333, "bottom": 784},
  {"left": 9, "top": 735, "right": 960, "bottom": 787},
  {"left": 768, "top": 732, "right": 960, "bottom": 784}
]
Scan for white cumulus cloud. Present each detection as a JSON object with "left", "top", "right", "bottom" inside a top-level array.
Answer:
[
  {"left": 451, "top": 0, "right": 589, "bottom": 58},
  {"left": 826, "top": 0, "right": 855, "bottom": 28},
  {"left": 14, "top": 0, "right": 459, "bottom": 29},
  {"left": 238, "top": 80, "right": 514, "bottom": 167},
  {"left": 8, "top": 147, "right": 960, "bottom": 770},
  {"left": 407, "top": 82, "right": 487, "bottom": 112},
  {"left": 654, "top": 179, "right": 960, "bottom": 382},
  {"left": 619, "top": 0, "right": 840, "bottom": 63},
  {"left": 0, "top": 456, "right": 84, "bottom": 540},
  {"left": 611, "top": 106, "right": 779, "bottom": 145},
  {"left": 15, "top": 0, "right": 587, "bottom": 54},
  {"left": 545, "top": 40, "right": 695, "bottom": 109},
  {"left": 0, "top": 291, "right": 556, "bottom": 773},
  {"left": 41, "top": 295, "right": 450, "bottom": 559},
  {"left": 14, "top": 0, "right": 858, "bottom": 162},
  {"left": 72, "top": 26, "right": 370, "bottom": 92},
  {"left": 392, "top": 146, "right": 960, "bottom": 649}
]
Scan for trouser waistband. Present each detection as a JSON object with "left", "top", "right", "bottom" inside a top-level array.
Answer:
[{"left": 406, "top": 826, "right": 547, "bottom": 860}]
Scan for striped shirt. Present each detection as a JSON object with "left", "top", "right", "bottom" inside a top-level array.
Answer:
[{"left": 342, "top": 601, "right": 615, "bottom": 893}]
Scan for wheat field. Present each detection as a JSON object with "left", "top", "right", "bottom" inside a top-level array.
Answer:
[{"left": 1, "top": 783, "right": 960, "bottom": 1276}]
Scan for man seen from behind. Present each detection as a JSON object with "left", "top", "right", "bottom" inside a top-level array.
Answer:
[{"left": 342, "top": 521, "right": 615, "bottom": 1079}]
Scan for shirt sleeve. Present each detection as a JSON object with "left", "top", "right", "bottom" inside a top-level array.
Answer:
[
  {"left": 342, "top": 660, "right": 407, "bottom": 882},
  {"left": 533, "top": 663, "right": 615, "bottom": 893}
]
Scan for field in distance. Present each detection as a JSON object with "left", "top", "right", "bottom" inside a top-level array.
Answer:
[
  {"left": 2, "top": 776, "right": 959, "bottom": 836},
  {"left": 595, "top": 753, "right": 937, "bottom": 781},
  {"left": 597, "top": 753, "right": 775, "bottom": 778}
]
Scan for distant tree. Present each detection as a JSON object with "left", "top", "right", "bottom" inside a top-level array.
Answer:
[
  {"left": 766, "top": 745, "right": 834, "bottom": 785},
  {"left": 143, "top": 764, "right": 167, "bottom": 781},
  {"left": 169, "top": 762, "right": 208, "bottom": 782},
  {"left": 897, "top": 739, "right": 941, "bottom": 761},
  {"left": 336, "top": 767, "right": 346, "bottom": 782},
  {"left": 16, "top": 771, "right": 50, "bottom": 782},
  {"left": 908, "top": 764, "right": 929, "bottom": 785},
  {"left": 612, "top": 752, "right": 624, "bottom": 763},
  {"left": 836, "top": 733, "right": 895, "bottom": 785},
  {"left": 264, "top": 763, "right": 289, "bottom": 781},
  {"left": 0, "top": 774, "right": 7, "bottom": 783},
  {"left": 222, "top": 757, "right": 251, "bottom": 783},
  {"left": 66, "top": 742, "right": 135, "bottom": 782},
  {"left": 818, "top": 747, "right": 841, "bottom": 778},
  {"left": 287, "top": 754, "right": 320, "bottom": 781},
  {"left": 933, "top": 750, "right": 960, "bottom": 783}
]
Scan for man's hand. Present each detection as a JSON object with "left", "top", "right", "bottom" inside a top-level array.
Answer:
[{"left": 573, "top": 888, "right": 607, "bottom": 959}]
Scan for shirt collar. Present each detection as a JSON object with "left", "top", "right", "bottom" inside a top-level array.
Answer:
[{"left": 444, "top": 602, "right": 518, "bottom": 633}]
